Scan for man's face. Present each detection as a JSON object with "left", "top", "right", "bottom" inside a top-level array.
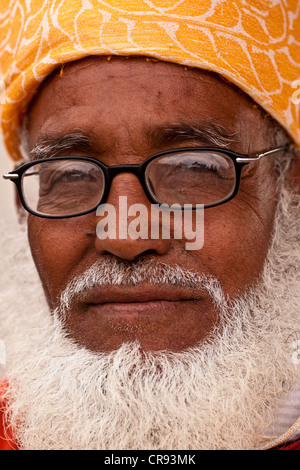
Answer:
[{"left": 27, "top": 57, "right": 279, "bottom": 352}]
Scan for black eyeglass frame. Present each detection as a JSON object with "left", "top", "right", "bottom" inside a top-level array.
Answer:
[{"left": 3, "top": 145, "right": 288, "bottom": 219}]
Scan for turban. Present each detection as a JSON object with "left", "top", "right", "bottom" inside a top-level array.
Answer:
[{"left": 0, "top": 0, "right": 299, "bottom": 162}]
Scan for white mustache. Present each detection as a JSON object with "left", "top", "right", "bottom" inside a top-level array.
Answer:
[{"left": 58, "top": 257, "right": 226, "bottom": 313}]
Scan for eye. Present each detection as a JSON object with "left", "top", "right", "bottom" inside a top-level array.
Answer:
[
  {"left": 59, "top": 169, "right": 91, "bottom": 183},
  {"left": 40, "top": 161, "right": 99, "bottom": 187},
  {"left": 186, "top": 161, "right": 219, "bottom": 173}
]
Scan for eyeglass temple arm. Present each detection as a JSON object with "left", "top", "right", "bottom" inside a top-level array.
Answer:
[
  {"left": 2, "top": 173, "right": 19, "bottom": 180},
  {"left": 236, "top": 145, "right": 289, "bottom": 163},
  {"left": 3, "top": 173, "right": 19, "bottom": 180}
]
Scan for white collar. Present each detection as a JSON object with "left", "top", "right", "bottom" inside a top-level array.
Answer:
[{"left": 260, "top": 382, "right": 300, "bottom": 449}]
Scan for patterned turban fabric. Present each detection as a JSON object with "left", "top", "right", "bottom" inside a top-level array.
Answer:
[{"left": 0, "top": 0, "right": 299, "bottom": 161}]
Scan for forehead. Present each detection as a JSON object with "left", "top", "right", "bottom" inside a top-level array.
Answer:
[{"left": 27, "top": 56, "right": 266, "bottom": 152}]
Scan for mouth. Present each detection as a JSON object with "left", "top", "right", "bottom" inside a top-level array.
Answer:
[
  {"left": 87, "top": 300, "right": 197, "bottom": 322},
  {"left": 58, "top": 284, "right": 217, "bottom": 352},
  {"left": 80, "top": 285, "right": 202, "bottom": 315}
]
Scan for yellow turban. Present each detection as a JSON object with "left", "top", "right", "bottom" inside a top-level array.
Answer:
[{"left": 0, "top": 0, "right": 299, "bottom": 161}]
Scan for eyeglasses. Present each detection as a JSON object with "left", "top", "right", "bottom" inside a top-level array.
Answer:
[{"left": 3, "top": 146, "right": 287, "bottom": 219}]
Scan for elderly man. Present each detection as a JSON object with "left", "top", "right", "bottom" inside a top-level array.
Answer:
[{"left": 0, "top": 0, "right": 299, "bottom": 451}]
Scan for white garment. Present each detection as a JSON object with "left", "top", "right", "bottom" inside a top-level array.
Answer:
[{"left": 262, "top": 383, "right": 300, "bottom": 448}]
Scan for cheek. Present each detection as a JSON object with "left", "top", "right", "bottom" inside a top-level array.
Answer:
[
  {"left": 192, "top": 198, "right": 276, "bottom": 297},
  {"left": 28, "top": 215, "right": 96, "bottom": 309}
]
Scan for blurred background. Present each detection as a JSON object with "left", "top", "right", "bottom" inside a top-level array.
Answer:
[
  {"left": 0, "top": 135, "right": 18, "bottom": 375},
  {"left": 0, "top": 135, "right": 18, "bottom": 225}
]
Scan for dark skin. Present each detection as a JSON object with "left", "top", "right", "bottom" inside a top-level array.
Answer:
[{"left": 25, "top": 56, "right": 299, "bottom": 352}]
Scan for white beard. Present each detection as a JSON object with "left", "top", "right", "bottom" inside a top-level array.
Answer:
[{"left": 0, "top": 184, "right": 299, "bottom": 450}]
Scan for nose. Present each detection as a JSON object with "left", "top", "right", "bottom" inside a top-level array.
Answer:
[{"left": 94, "top": 173, "right": 171, "bottom": 261}]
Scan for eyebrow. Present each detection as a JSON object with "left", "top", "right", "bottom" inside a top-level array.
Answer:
[
  {"left": 30, "top": 132, "right": 98, "bottom": 160},
  {"left": 148, "top": 122, "right": 237, "bottom": 148},
  {"left": 30, "top": 122, "right": 236, "bottom": 160}
]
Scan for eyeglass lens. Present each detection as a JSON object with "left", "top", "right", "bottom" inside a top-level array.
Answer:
[
  {"left": 22, "top": 159, "right": 106, "bottom": 216},
  {"left": 145, "top": 150, "right": 236, "bottom": 206}
]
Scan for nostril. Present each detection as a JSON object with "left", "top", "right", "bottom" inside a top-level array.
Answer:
[
  {"left": 126, "top": 249, "right": 161, "bottom": 263},
  {"left": 94, "top": 232, "right": 171, "bottom": 261}
]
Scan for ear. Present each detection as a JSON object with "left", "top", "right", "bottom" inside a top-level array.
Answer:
[{"left": 14, "top": 186, "right": 28, "bottom": 224}]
